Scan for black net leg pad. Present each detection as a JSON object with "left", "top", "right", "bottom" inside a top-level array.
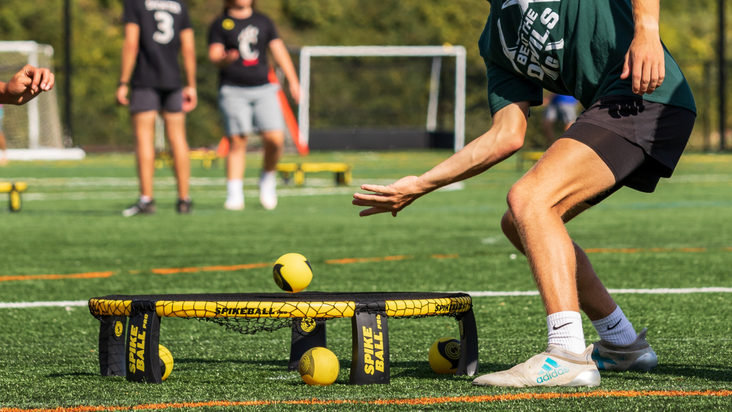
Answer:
[
  {"left": 456, "top": 308, "right": 479, "bottom": 376},
  {"left": 349, "top": 312, "right": 389, "bottom": 385},
  {"left": 288, "top": 318, "right": 327, "bottom": 371},
  {"left": 125, "top": 305, "right": 162, "bottom": 383},
  {"left": 98, "top": 315, "right": 127, "bottom": 377}
]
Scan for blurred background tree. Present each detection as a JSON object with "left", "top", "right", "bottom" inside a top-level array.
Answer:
[{"left": 0, "top": 0, "right": 726, "bottom": 150}]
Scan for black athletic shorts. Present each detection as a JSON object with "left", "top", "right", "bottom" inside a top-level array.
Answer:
[
  {"left": 560, "top": 96, "right": 696, "bottom": 206},
  {"left": 129, "top": 88, "right": 183, "bottom": 113}
]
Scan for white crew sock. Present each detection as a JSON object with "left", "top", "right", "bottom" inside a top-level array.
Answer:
[
  {"left": 139, "top": 195, "right": 153, "bottom": 203},
  {"left": 591, "top": 305, "right": 637, "bottom": 346},
  {"left": 227, "top": 179, "right": 244, "bottom": 202},
  {"left": 547, "top": 311, "right": 586, "bottom": 354}
]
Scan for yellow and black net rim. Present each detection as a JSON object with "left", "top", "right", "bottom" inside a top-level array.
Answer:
[{"left": 89, "top": 292, "right": 472, "bottom": 335}]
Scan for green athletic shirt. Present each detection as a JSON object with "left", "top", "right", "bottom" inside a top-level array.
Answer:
[{"left": 479, "top": 0, "right": 696, "bottom": 116}]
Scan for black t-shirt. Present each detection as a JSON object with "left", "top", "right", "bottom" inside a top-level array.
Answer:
[
  {"left": 124, "top": 0, "right": 192, "bottom": 89},
  {"left": 208, "top": 12, "right": 279, "bottom": 87}
]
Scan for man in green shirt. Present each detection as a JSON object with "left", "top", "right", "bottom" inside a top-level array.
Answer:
[{"left": 353, "top": 0, "right": 695, "bottom": 388}]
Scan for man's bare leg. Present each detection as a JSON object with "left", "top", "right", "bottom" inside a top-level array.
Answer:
[
  {"left": 506, "top": 138, "right": 616, "bottom": 318},
  {"left": 162, "top": 111, "right": 190, "bottom": 200},
  {"left": 259, "top": 130, "right": 283, "bottom": 210},
  {"left": 224, "top": 134, "right": 247, "bottom": 210},
  {"left": 261, "top": 130, "right": 284, "bottom": 172},
  {"left": 500, "top": 206, "right": 617, "bottom": 321},
  {"left": 132, "top": 111, "right": 157, "bottom": 199}
]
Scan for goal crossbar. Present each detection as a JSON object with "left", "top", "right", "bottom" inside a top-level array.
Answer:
[{"left": 298, "top": 45, "right": 467, "bottom": 152}]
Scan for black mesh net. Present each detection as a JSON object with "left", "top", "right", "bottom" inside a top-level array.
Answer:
[{"left": 89, "top": 292, "right": 472, "bottom": 335}]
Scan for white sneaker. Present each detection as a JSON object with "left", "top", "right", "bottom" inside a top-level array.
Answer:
[
  {"left": 259, "top": 172, "right": 278, "bottom": 210},
  {"left": 591, "top": 328, "right": 658, "bottom": 372},
  {"left": 472, "top": 345, "right": 600, "bottom": 388},
  {"left": 224, "top": 197, "right": 244, "bottom": 211}
]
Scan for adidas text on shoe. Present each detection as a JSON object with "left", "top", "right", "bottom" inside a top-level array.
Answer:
[
  {"left": 176, "top": 198, "right": 193, "bottom": 214},
  {"left": 472, "top": 345, "right": 600, "bottom": 388},
  {"left": 122, "top": 199, "right": 156, "bottom": 217},
  {"left": 591, "top": 328, "right": 658, "bottom": 372}
]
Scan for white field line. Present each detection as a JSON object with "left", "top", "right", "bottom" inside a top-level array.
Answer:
[{"left": 3, "top": 287, "right": 732, "bottom": 309}]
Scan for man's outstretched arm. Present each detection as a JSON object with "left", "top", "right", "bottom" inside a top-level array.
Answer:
[
  {"left": 622, "top": 0, "right": 664, "bottom": 95},
  {"left": 352, "top": 101, "right": 530, "bottom": 217},
  {"left": 0, "top": 65, "right": 54, "bottom": 105}
]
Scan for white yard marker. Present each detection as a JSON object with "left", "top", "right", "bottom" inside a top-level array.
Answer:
[{"left": 3, "top": 287, "right": 732, "bottom": 309}]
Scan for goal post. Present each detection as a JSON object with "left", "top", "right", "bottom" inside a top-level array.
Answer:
[
  {"left": 0, "top": 41, "right": 85, "bottom": 160},
  {"left": 298, "top": 45, "right": 467, "bottom": 152}
]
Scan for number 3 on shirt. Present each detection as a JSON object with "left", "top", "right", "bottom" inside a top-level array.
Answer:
[{"left": 153, "top": 11, "right": 174, "bottom": 44}]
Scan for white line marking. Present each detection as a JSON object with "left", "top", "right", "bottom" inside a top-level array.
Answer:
[
  {"left": 464, "top": 287, "right": 732, "bottom": 297},
  {"left": 0, "top": 300, "right": 88, "bottom": 309},
  {"left": 3, "top": 287, "right": 732, "bottom": 309}
]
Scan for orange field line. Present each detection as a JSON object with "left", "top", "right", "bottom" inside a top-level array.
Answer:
[
  {"left": 325, "top": 255, "right": 413, "bottom": 264},
  {"left": 152, "top": 263, "right": 270, "bottom": 275},
  {"left": 2, "top": 390, "right": 731, "bottom": 412},
  {"left": 0, "top": 272, "right": 114, "bottom": 283},
  {"left": 432, "top": 254, "right": 460, "bottom": 259}
]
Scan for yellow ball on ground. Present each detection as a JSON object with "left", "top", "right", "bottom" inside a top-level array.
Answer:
[
  {"left": 429, "top": 337, "right": 461, "bottom": 374},
  {"left": 299, "top": 347, "right": 339, "bottom": 386},
  {"left": 159, "top": 345, "right": 174, "bottom": 381},
  {"left": 273, "top": 253, "right": 313, "bottom": 293}
]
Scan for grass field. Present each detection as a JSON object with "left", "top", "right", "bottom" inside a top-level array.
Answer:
[{"left": 1, "top": 150, "right": 732, "bottom": 411}]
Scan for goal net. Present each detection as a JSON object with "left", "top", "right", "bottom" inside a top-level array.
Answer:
[
  {"left": 299, "top": 45, "right": 466, "bottom": 152},
  {"left": 0, "top": 41, "right": 84, "bottom": 160}
]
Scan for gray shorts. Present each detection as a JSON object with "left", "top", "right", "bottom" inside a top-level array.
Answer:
[
  {"left": 545, "top": 102, "right": 577, "bottom": 124},
  {"left": 219, "top": 83, "right": 284, "bottom": 136},
  {"left": 129, "top": 88, "right": 183, "bottom": 113}
]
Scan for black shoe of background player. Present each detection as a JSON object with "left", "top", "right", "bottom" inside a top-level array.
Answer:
[
  {"left": 122, "top": 199, "right": 156, "bottom": 217},
  {"left": 176, "top": 198, "right": 193, "bottom": 214}
]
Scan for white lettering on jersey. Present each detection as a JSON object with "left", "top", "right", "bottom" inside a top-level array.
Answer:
[
  {"left": 497, "top": 1, "right": 563, "bottom": 81},
  {"left": 152, "top": 11, "right": 175, "bottom": 44},
  {"left": 238, "top": 25, "right": 260, "bottom": 64},
  {"left": 145, "top": 0, "right": 181, "bottom": 14}
]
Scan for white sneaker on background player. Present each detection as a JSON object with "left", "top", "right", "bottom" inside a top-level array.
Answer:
[
  {"left": 259, "top": 171, "right": 278, "bottom": 210},
  {"left": 472, "top": 345, "right": 600, "bottom": 388},
  {"left": 224, "top": 179, "right": 244, "bottom": 210}
]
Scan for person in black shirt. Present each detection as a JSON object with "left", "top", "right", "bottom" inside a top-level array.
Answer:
[
  {"left": 117, "top": 0, "right": 197, "bottom": 216},
  {"left": 208, "top": 0, "right": 300, "bottom": 211}
]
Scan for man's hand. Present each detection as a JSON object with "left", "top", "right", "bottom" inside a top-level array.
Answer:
[
  {"left": 352, "top": 176, "right": 425, "bottom": 217},
  {"left": 622, "top": 0, "right": 665, "bottom": 95},
  {"left": 1, "top": 65, "right": 54, "bottom": 105},
  {"left": 182, "top": 86, "right": 197, "bottom": 112},
  {"left": 116, "top": 84, "right": 129, "bottom": 106}
]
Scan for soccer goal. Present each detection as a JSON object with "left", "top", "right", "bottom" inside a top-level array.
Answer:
[
  {"left": 298, "top": 45, "right": 466, "bottom": 152},
  {"left": 0, "top": 41, "right": 85, "bottom": 160}
]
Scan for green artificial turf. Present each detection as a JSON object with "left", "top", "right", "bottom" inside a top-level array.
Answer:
[{"left": 1, "top": 151, "right": 732, "bottom": 410}]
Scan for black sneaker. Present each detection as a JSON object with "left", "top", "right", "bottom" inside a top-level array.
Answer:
[
  {"left": 122, "top": 199, "right": 156, "bottom": 217},
  {"left": 176, "top": 198, "right": 193, "bottom": 214}
]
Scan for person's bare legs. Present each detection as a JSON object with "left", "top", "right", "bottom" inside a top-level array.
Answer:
[
  {"left": 501, "top": 205, "right": 618, "bottom": 321},
  {"left": 506, "top": 138, "right": 616, "bottom": 317},
  {"left": 226, "top": 134, "right": 248, "bottom": 180},
  {"left": 259, "top": 130, "right": 283, "bottom": 210},
  {"left": 261, "top": 130, "right": 284, "bottom": 172},
  {"left": 162, "top": 111, "right": 190, "bottom": 200},
  {"left": 224, "top": 134, "right": 247, "bottom": 210},
  {"left": 132, "top": 111, "right": 157, "bottom": 199}
]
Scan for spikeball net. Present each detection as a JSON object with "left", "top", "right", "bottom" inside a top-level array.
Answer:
[
  {"left": 88, "top": 292, "right": 473, "bottom": 335},
  {"left": 88, "top": 292, "right": 478, "bottom": 385}
]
